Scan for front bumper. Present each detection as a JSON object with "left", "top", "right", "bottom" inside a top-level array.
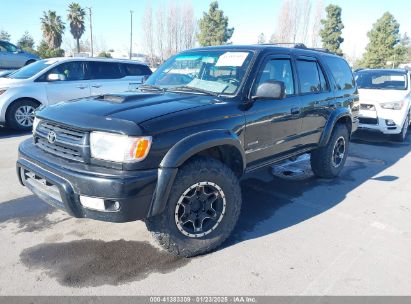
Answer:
[
  {"left": 17, "top": 139, "right": 158, "bottom": 222},
  {"left": 358, "top": 106, "right": 408, "bottom": 135}
]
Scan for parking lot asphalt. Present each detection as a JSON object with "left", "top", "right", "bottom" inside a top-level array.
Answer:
[{"left": 0, "top": 127, "right": 410, "bottom": 295}]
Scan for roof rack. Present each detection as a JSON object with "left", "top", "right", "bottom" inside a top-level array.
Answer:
[{"left": 260, "top": 43, "right": 334, "bottom": 54}]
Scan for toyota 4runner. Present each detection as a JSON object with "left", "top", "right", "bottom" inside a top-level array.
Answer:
[{"left": 17, "top": 45, "right": 359, "bottom": 257}]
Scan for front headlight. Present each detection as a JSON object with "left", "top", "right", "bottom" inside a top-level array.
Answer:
[
  {"left": 32, "top": 117, "right": 41, "bottom": 133},
  {"left": 0, "top": 88, "right": 8, "bottom": 96},
  {"left": 380, "top": 101, "right": 404, "bottom": 110},
  {"left": 90, "top": 131, "right": 152, "bottom": 163}
]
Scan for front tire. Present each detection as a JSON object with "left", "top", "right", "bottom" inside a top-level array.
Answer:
[
  {"left": 311, "top": 124, "right": 349, "bottom": 178},
  {"left": 146, "top": 157, "right": 242, "bottom": 257},
  {"left": 6, "top": 99, "right": 39, "bottom": 131},
  {"left": 393, "top": 115, "right": 409, "bottom": 142}
]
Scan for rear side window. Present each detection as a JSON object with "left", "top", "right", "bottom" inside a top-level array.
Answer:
[
  {"left": 296, "top": 60, "right": 322, "bottom": 93},
  {"left": 123, "top": 63, "right": 152, "bottom": 76},
  {"left": 88, "top": 61, "right": 123, "bottom": 79},
  {"left": 323, "top": 56, "right": 355, "bottom": 90}
]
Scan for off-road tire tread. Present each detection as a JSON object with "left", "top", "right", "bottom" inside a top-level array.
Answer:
[
  {"left": 146, "top": 156, "right": 241, "bottom": 257},
  {"left": 310, "top": 124, "right": 349, "bottom": 178}
]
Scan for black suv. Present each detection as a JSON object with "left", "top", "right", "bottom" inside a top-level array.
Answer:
[{"left": 17, "top": 45, "right": 359, "bottom": 257}]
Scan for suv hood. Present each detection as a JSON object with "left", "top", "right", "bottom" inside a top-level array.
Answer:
[
  {"left": 37, "top": 92, "right": 217, "bottom": 135},
  {"left": 359, "top": 88, "right": 409, "bottom": 104}
]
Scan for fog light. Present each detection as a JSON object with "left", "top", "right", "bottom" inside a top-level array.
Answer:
[
  {"left": 80, "top": 196, "right": 105, "bottom": 211},
  {"left": 385, "top": 119, "right": 396, "bottom": 126}
]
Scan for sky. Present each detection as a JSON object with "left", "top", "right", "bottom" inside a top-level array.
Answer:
[{"left": 1, "top": 0, "right": 410, "bottom": 59}]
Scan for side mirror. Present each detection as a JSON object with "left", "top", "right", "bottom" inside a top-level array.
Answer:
[
  {"left": 252, "top": 80, "right": 286, "bottom": 100},
  {"left": 47, "top": 73, "right": 66, "bottom": 82}
]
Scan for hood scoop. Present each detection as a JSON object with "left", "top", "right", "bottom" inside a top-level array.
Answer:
[{"left": 97, "top": 92, "right": 159, "bottom": 104}]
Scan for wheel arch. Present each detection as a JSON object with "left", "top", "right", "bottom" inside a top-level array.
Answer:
[
  {"left": 148, "top": 130, "right": 245, "bottom": 217},
  {"left": 319, "top": 109, "right": 352, "bottom": 147}
]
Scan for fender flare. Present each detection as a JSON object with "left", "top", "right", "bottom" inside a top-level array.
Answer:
[
  {"left": 319, "top": 108, "right": 353, "bottom": 147},
  {"left": 148, "top": 130, "right": 245, "bottom": 217}
]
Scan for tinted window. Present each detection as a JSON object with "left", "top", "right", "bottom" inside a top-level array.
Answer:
[
  {"left": 0, "top": 41, "right": 17, "bottom": 52},
  {"left": 123, "top": 63, "right": 152, "bottom": 76},
  {"left": 318, "top": 64, "right": 329, "bottom": 91},
  {"left": 256, "top": 59, "right": 295, "bottom": 95},
  {"left": 355, "top": 71, "right": 407, "bottom": 90},
  {"left": 88, "top": 62, "right": 123, "bottom": 79},
  {"left": 296, "top": 60, "right": 322, "bottom": 93},
  {"left": 44, "top": 62, "right": 86, "bottom": 81},
  {"left": 324, "top": 56, "right": 355, "bottom": 90}
]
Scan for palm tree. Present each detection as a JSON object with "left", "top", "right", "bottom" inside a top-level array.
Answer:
[
  {"left": 40, "top": 10, "right": 65, "bottom": 49},
  {"left": 67, "top": 3, "right": 86, "bottom": 53}
]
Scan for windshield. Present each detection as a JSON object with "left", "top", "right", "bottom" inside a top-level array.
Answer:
[
  {"left": 355, "top": 71, "right": 408, "bottom": 90},
  {"left": 145, "top": 50, "right": 254, "bottom": 95},
  {"left": 8, "top": 59, "right": 57, "bottom": 79}
]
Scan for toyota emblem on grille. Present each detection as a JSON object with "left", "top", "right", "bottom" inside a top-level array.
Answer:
[{"left": 47, "top": 131, "right": 57, "bottom": 144}]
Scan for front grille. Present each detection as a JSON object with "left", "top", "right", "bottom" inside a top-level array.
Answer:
[
  {"left": 35, "top": 121, "right": 87, "bottom": 162},
  {"left": 359, "top": 117, "right": 378, "bottom": 125}
]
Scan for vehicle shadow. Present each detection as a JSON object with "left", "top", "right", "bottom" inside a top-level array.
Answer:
[
  {"left": 0, "top": 126, "right": 30, "bottom": 139},
  {"left": 224, "top": 131, "right": 410, "bottom": 248}
]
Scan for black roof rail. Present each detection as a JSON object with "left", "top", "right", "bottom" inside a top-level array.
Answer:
[{"left": 259, "top": 43, "right": 335, "bottom": 54}]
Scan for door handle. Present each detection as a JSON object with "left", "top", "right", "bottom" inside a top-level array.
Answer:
[
  {"left": 77, "top": 86, "right": 87, "bottom": 89},
  {"left": 92, "top": 85, "right": 102, "bottom": 88},
  {"left": 291, "top": 107, "right": 300, "bottom": 115}
]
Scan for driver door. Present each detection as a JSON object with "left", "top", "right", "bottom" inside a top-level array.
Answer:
[
  {"left": 244, "top": 55, "right": 303, "bottom": 166},
  {"left": 44, "top": 61, "right": 90, "bottom": 104}
]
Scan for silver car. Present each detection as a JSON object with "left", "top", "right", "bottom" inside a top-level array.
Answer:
[{"left": 0, "top": 40, "right": 39, "bottom": 69}]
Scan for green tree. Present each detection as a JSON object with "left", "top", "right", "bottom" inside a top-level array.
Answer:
[
  {"left": 40, "top": 10, "right": 65, "bottom": 49},
  {"left": 67, "top": 3, "right": 86, "bottom": 54},
  {"left": 17, "top": 31, "right": 35, "bottom": 51},
  {"left": 320, "top": 4, "right": 344, "bottom": 56},
  {"left": 197, "top": 1, "right": 234, "bottom": 46},
  {"left": 0, "top": 30, "right": 11, "bottom": 41},
  {"left": 37, "top": 40, "right": 65, "bottom": 58},
  {"left": 361, "top": 12, "right": 404, "bottom": 68}
]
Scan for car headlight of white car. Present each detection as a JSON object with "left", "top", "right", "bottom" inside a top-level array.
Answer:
[
  {"left": 90, "top": 131, "right": 152, "bottom": 163},
  {"left": 380, "top": 101, "right": 404, "bottom": 110}
]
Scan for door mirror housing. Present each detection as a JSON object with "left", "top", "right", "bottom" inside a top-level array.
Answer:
[
  {"left": 47, "top": 73, "right": 66, "bottom": 82},
  {"left": 252, "top": 80, "right": 286, "bottom": 100}
]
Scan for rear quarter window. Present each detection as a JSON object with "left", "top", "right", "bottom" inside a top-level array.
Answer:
[{"left": 323, "top": 56, "right": 355, "bottom": 91}]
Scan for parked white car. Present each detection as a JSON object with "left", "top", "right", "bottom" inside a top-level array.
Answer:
[
  {"left": 0, "top": 57, "right": 152, "bottom": 130},
  {"left": 355, "top": 69, "right": 411, "bottom": 141}
]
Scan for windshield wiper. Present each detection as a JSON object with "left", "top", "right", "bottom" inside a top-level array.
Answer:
[
  {"left": 138, "top": 84, "right": 166, "bottom": 93},
  {"left": 167, "top": 86, "right": 220, "bottom": 97}
]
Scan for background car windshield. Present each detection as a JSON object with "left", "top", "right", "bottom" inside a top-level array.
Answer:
[
  {"left": 8, "top": 60, "right": 56, "bottom": 79},
  {"left": 145, "top": 50, "right": 253, "bottom": 94},
  {"left": 355, "top": 71, "right": 408, "bottom": 90}
]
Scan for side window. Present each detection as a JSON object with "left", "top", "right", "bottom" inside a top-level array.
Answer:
[
  {"left": 296, "top": 60, "right": 322, "bottom": 93},
  {"left": 0, "top": 43, "right": 6, "bottom": 52},
  {"left": 2, "top": 42, "right": 17, "bottom": 52},
  {"left": 89, "top": 62, "right": 124, "bottom": 80},
  {"left": 45, "top": 62, "right": 86, "bottom": 81},
  {"left": 123, "top": 64, "right": 152, "bottom": 76},
  {"left": 323, "top": 56, "right": 355, "bottom": 90},
  {"left": 255, "top": 59, "right": 295, "bottom": 95}
]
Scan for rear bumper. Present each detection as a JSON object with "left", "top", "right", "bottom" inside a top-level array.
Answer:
[{"left": 17, "top": 139, "right": 158, "bottom": 222}]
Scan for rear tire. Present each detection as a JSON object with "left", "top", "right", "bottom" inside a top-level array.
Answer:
[
  {"left": 146, "top": 156, "right": 242, "bottom": 257},
  {"left": 6, "top": 99, "right": 39, "bottom": 131},
  {"left": 311, "top": 124, "right": 349, "bottom": 178}
]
